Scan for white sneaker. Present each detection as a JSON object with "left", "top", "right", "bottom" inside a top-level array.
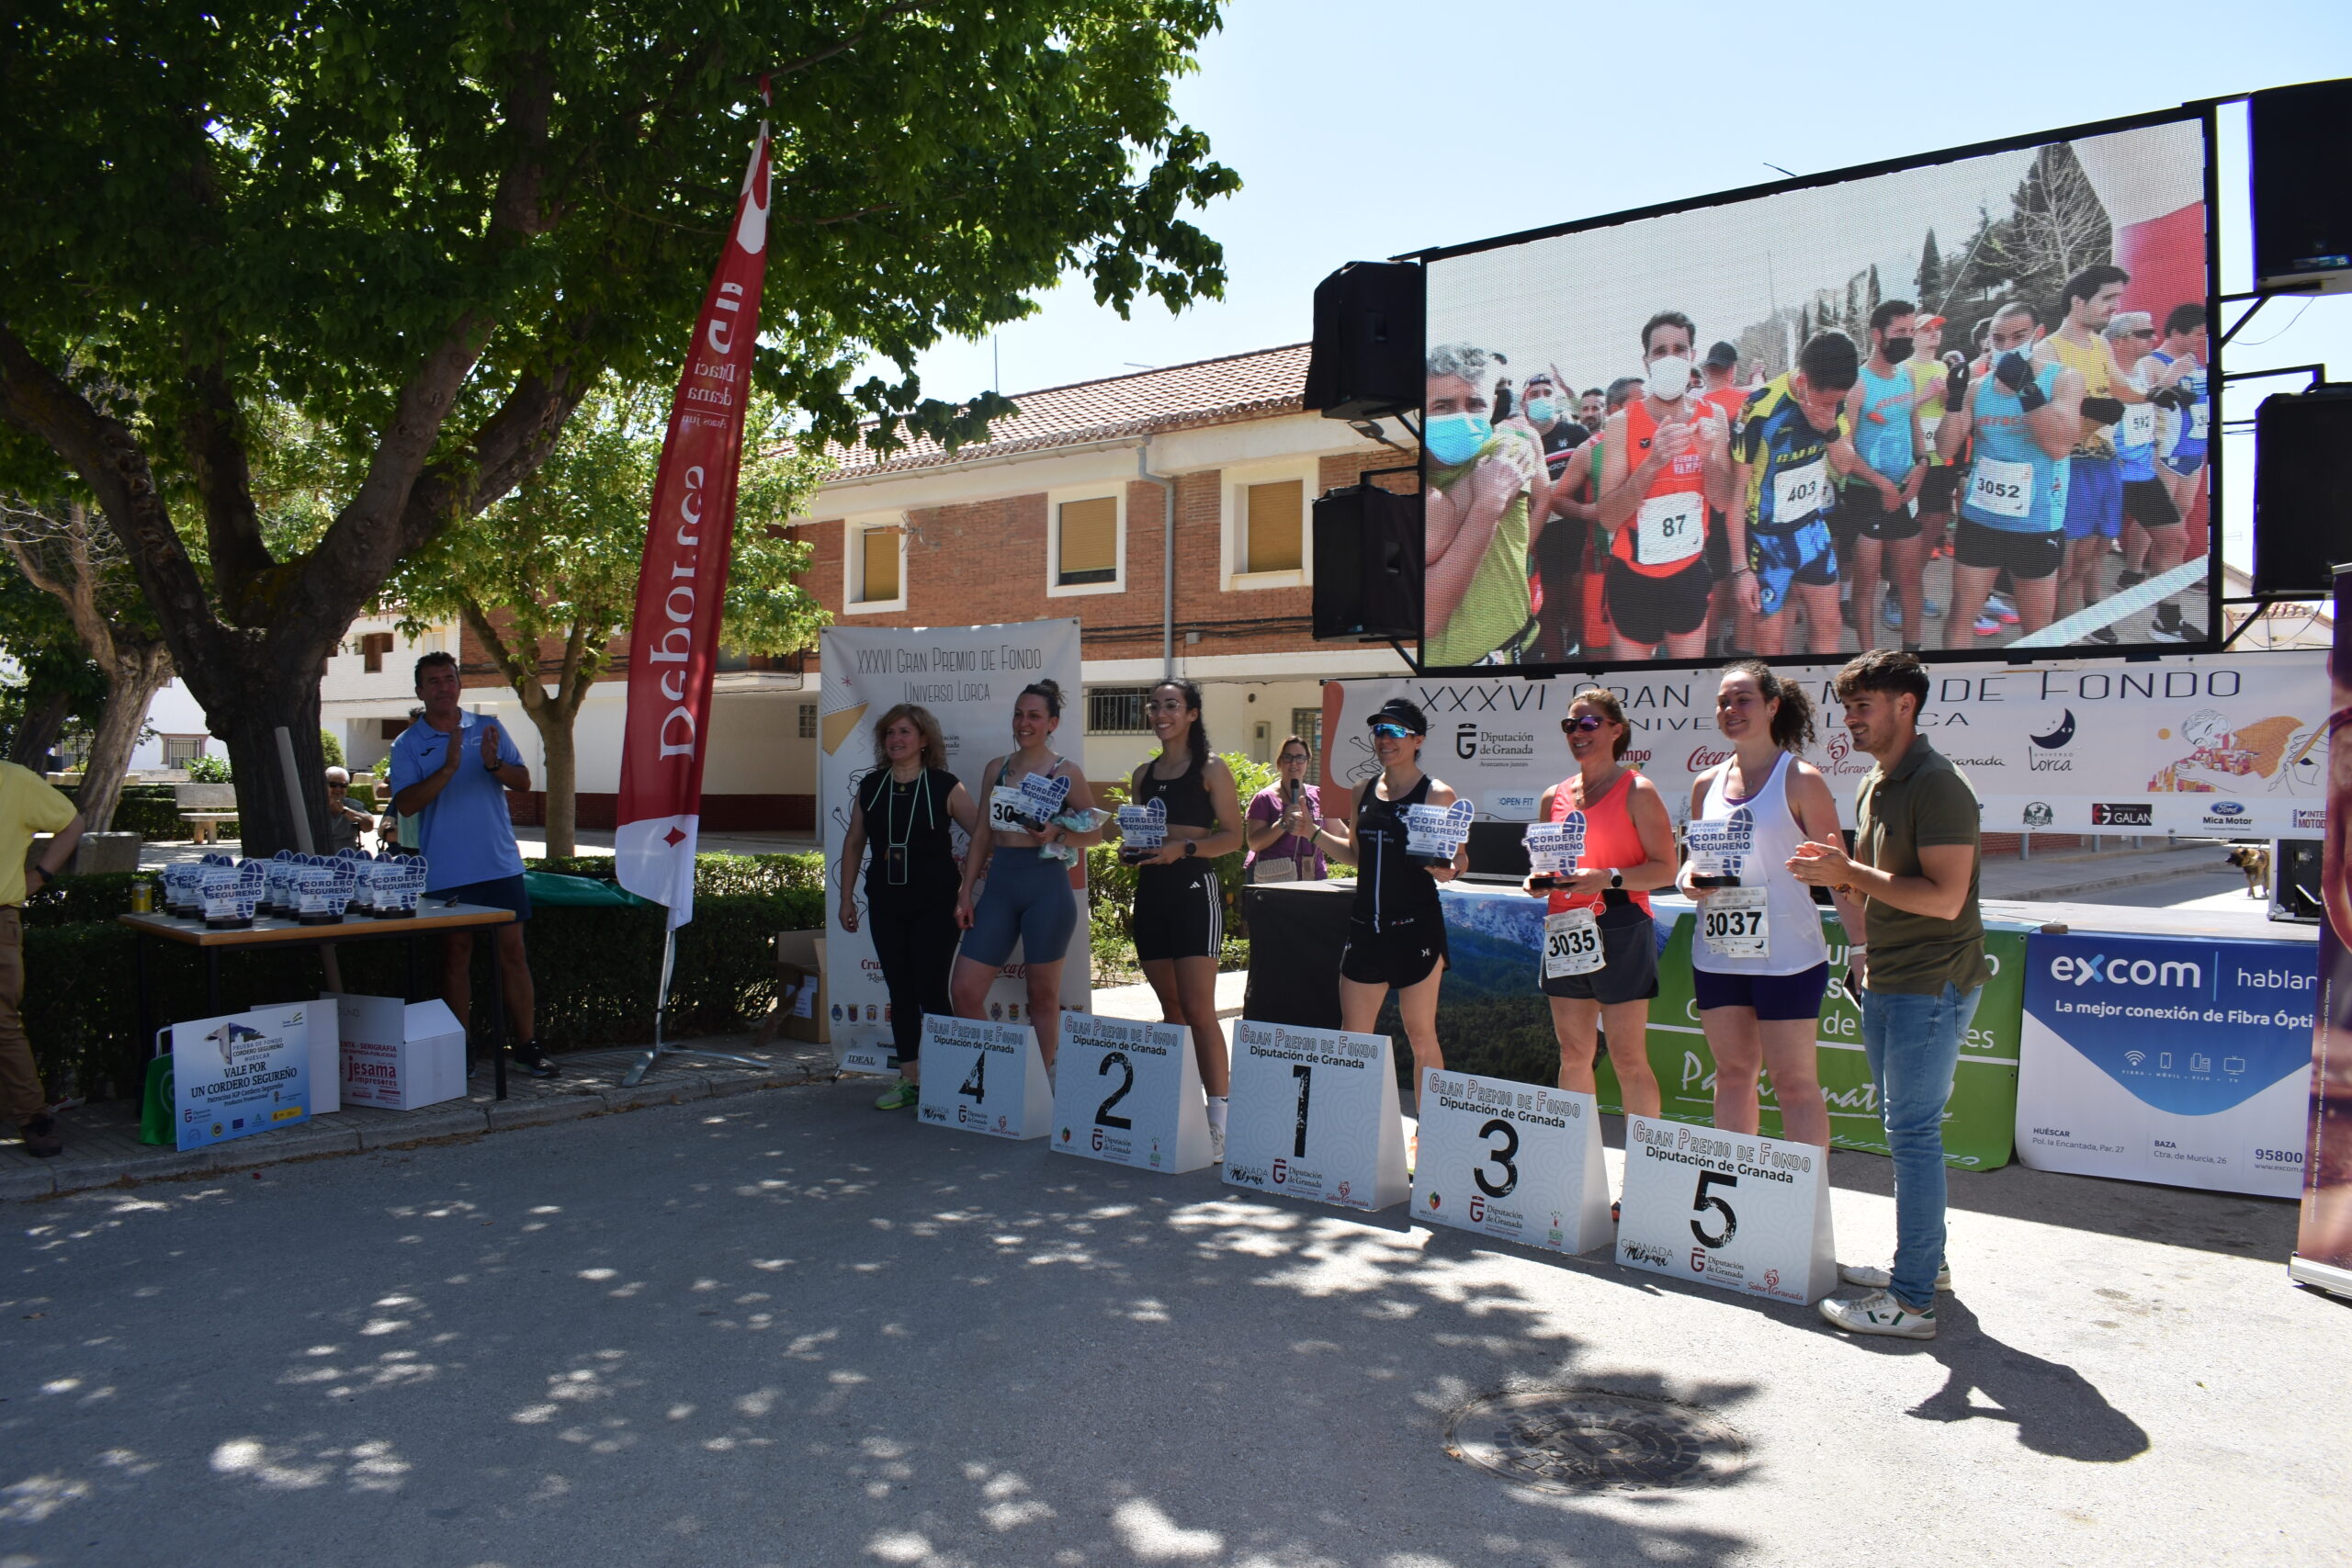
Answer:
[
  {"left": 1208, "top": 1124, "right": 1225, "bottom": 1166},
  {"left": 1838, "top": 1260, "right": 1951, "bottom": 1292},
  {"left": 1819, "top": 1289, "right": 1937, "bottom": 1339}
]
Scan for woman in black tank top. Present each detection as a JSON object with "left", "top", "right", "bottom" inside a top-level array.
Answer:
[
  {"left": 1308, "top": 698, "right": 1464, "bottom": 1127},
  {"left": 1114, "top": 680, "right": 1245, "bottom": 1157}
]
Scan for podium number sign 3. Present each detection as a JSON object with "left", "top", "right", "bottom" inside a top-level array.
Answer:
[
  {"left": 1614, "top": 1114, "right": 1836, "bottom": 1303},
  {"left": 1224, "top": 1020, "right": 1409, "bottom": 1212},
  {"left": 919, "top": 1013, "right": 1053, "bottom": 1139},
  {"left": 1051, "top": 1012, "right": 1215, "bottom": 1173},
  {"left": 1415, "top": 1068, "right": 1611, "bottom": 1254}
]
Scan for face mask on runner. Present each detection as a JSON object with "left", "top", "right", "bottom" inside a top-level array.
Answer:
[
  {"left": 1525, "top": 397, "right": 1557, "bottom": 424},
  {"left": 1645, "top": 355, "right": 1693, "bottom": 402},
  {"left": 1881, "top": 336, "right": 1915, "bottom": 365},
  {"left": 1424, "top": 412, "right": 1492, "bottom": 467}
]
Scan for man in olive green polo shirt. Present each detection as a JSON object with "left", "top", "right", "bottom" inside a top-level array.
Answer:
[
  {"left": 1789, "top": 649, "right": 1987, "bottom": 1340},
  {"left": 0, "top": 762, "right": 85, "bottom": 1158}
]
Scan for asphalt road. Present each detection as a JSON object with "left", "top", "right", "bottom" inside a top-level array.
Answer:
[{"left": 4, "top": 1081, "right": 2346, "bottom": 1567}]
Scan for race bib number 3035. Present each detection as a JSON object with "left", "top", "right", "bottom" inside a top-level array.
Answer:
[{"left": 1543, "top": 908, "right": 1604, "bottom": 979}]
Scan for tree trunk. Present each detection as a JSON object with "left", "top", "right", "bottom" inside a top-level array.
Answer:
[
  {"left": 179, "top": 637, "right": 334, "bottom": 858},
  {"left": 535, "top": 713, "right": 578, "bottom": 858},
  {"left": 74, "top": 642, "right": 174, "bottom": 833},
  {"left": 7, "top": 682, "right": 74, "bottom": 772}
]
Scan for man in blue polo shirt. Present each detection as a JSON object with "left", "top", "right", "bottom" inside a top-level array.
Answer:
[{"left": 390, "top": 651, "right": 557, "bottom": 1077}]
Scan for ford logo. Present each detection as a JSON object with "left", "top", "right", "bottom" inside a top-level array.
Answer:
[{"left": 2210, "top": 801, "right": 2245, "bottom": 814}]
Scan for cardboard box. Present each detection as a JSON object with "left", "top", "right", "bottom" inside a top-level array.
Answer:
[
  {"left": 774, "top": 930, "right": 828, "bottom": 1044},
  {"left": 327, "top": 993, "right": 468, "bottom": 1111}
]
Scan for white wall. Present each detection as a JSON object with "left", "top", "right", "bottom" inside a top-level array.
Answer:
[{"left": 128, "top": 678, "right": 211, "bottom": 771}]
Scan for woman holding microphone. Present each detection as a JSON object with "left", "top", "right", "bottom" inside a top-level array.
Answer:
[
  {"left": 1521, "top": 688, "right": 1676, "bottom": 1116},
  {"left": 1243, "top": 736, "right": 1325, "bottom": 884},
  {"left": 1119, "top": 679, "right": 1246, "bottom": 1157},
  {"left": 838, "top": 705, "right": 978, "bottom": 1111},
  {"left": 953, "top": 679, "right": 1104, "bottom": 1070},
  {"left": 1679, "top": 660, "right": 1860, "bottom": 1150}
]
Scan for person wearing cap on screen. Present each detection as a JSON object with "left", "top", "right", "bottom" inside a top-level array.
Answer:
[
  {"left": 1732, "top": 332, "right": 1862, "bottom": 658},
  {"left": 1308, "top": 699, "right": 1464, "bottom": 1137},
  {"left": 2125, "top": 303, "right": 2210, "bottom": 643},
  {"left": 1699, "top": 342, "right": 1749, "bottom": 654},
  {"left": 1906, "top": 313, "right": 1958, "bottom": 572},
  {"left": 1838, "top": 300, "right": 1931, "bottom": 654},
  {"left": 2104, "top": 310, "right": 2200, "bottom": 643},
  {"left": 1595, "top": 312, "right": 1735, "bottom": 662},
  {"left": 1425, "top": 344, "right": 1549, "bottom": 667}
]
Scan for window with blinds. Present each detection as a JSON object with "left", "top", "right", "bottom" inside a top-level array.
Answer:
[
  {"left": 1243, "top": 479, "right": 1304, "bottom": 574},
  {"left": 1057, "top": 497, "right": 1118, "bottom": 585},
  {"left": 858, "top": 525, "right": 899, "bottom": 603},
  {"left": 1290, "top": 708, "right": 1323, "bottom": 759}
]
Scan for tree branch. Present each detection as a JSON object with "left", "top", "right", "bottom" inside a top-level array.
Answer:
[
  {"left": 764, "top": 2, "right": 923, "bottom": 79},
  {"left": 453, "top": 595, "right": 549, "bottom": 720},
  {"left": 178, "top": 362, "right": 274, "bottom": 615}
]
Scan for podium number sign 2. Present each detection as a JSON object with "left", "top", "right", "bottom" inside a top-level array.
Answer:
[
  {"left": 919, "top": 1013, "right": 1053, "bottom": 1140},
  {"left": 1223, "top": 1020, "right": 1408, "bottom": 1213},
  {"left": 1415, "top": 1068, "right": 1611, "bottom": 1254},
  {"left": 1613, "top": 1114, "right": 1836, "bottom": 1303},
  {"left": 1051, "top": 1013, "right": 1215, "bottom": 1173}
]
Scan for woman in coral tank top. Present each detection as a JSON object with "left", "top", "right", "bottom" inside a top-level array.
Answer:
[{"left": 1521, "top": 687, "right": 1678, "bottom": 1116}]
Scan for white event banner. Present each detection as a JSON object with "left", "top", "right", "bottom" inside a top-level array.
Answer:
[
  {"left": 818, "top": 620, "right": 1088, "bottom": 1036},
  {"left": 1414, "top": 1068, "right": 1610, "bottom": 1254},
  {"left": 170, "top": 1002, "right": 312, "bottom": 1152},
  {"left": 1614, "top": 1114, "right": 1837, "bottom": 1304},
  {"left": 1222, "top": 1019, "right": 1408, "bottom": 1213},
  {"left": 1050, "top": 1012, "right": 1215, "bottom": 1174},
  {"left": 919, "top": 1013, "right": 1053, "bottom": 1139},
  {"left": 1321, "top": 650, "right": 2327, "bottom": 838}
]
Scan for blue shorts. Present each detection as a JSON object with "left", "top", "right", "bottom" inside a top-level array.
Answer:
[
  {"left": 2159, "top": 441, "right": 2207, "bottom": 478},
  {"left": 435, "top": 873, "right": 531, "bottom": 920},
  {"left": 1692, "top": 961, "right": 1830, "bottom": 1021},
  {"left": 2062, "top": 457, "right": 2122, "bottom": 541},
  {"left": 959, "top": 847, "right": 1079, "bottom": 969},
  {"left": 1748, "top": 517, "right": 1838, "bottom": 617}
]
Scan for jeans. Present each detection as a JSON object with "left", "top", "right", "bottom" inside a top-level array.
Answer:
[{"left": 1860, "top": 981, "right": 1982, "bottom": 1309}]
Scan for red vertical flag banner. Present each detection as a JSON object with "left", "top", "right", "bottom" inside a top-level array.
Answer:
[{"left": 615, "top": 107, "right": 773, "bottom": 928}]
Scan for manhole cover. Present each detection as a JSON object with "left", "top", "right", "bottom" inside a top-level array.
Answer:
[{"left": 1444, "top": 1389, "right": 1746, "bottom": 1493}]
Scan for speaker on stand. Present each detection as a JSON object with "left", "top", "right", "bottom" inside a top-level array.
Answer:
[
  {"left": 1303, "top": 262, "right": 1424, "bottom": 422},
  {"left": 2251, "top": 388, "right": 2352, "bottom": 600},
  {"left": 1311, "top": 480, "right": 1421, "bottom": 644},
  {"left": 2250, "top": 78, "right": 2352, "bottom": 297}
]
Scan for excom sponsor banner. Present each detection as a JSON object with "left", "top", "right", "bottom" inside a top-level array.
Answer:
[
  {"left": 818, "top": 621, "right": 1087, "bottom": 1024},
  {"left": 1324, "top": 651, "right": 2325, "bottom": 836},
  {"left": 2018, "top": 931, "right": 2316, "bottom": 1198}
]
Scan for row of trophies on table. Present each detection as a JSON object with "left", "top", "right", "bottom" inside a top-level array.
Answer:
[{"left": 156, "top": 849, "right": 432, "bottom": 928}]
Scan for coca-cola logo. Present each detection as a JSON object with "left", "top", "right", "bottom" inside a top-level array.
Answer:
[{"left": 1686, "top": 746, "right": 1732, "bottom": 771}]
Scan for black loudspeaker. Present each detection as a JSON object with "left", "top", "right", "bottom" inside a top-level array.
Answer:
[
  {"left": 2252, "top": 389, "right": 2352, "bottom": 597},
  {"left": 2251, "top": 79, "right": 2352, "bottom": 295},
  {"left": 1312, "top": 482, "right": 1422, "bottom": 641},
  {"left": 1303, "top": 262, "right": 1424, "bottom": 420}
]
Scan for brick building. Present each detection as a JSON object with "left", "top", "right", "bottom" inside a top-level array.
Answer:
[{"left": 454, "top": 344, "right": 1412, "bottom": 830}]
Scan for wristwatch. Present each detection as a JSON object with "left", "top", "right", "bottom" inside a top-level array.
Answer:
[
  {"left": 1182, "top": 839, "right": 1198, "bottom": 858},
  {"left": 1608, "top": 868, "right": 1623, "bottom": 889}
]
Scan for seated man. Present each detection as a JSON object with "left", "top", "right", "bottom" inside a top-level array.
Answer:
[{"left": 324, "top": 767, "right": 376, "bottom": 852}]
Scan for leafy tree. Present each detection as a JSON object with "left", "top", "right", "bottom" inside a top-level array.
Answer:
[
  {"left": 1916, "top": 228, "right": 1944, "bottom": 312},
  {"left": 390, "top": 383, "right": 827, "bottom": 854},
  {"left": 319, "top": 728, "right": 344, "bottom": 769},
  {"left": 0, "top": 496, "right": 173, "bottom": 831},
  {"left": 0, "top": 574, "right": 107, "bottom": 776},
  {"left": 0, "top": 2, "right": 1238, "bottom": 853}
]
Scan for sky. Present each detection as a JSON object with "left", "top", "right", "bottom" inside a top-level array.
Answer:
[{"left": 867, "top": 2, "right": 2352, "bottom": 570}]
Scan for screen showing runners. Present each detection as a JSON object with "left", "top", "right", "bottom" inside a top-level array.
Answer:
[{"left": 1419, "top": 113, "right": 2212, "bottom": 671}]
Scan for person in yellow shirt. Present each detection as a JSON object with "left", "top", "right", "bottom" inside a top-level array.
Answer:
[{"left": 0, "top": 762, "right": 85, "bottom": 1157}]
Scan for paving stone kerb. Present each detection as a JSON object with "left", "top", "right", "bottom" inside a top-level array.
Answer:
[{"left": 0, "top": 1038, "right": 835, "bottom": 1202}]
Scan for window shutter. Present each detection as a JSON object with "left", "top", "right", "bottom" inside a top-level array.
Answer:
[
  {"left": 1057, "top": 497, "right": 1118, "bottom": 582},
  {"left": 1245, "top": 479, "right": 1304, "bottom": 573},
  {"left": 860, "top": 526, "right": 899, "bottom": 602}
]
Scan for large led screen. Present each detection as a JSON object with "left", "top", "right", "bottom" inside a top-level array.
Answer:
[{"left": 1419, "top": 111, "right": 2213, "bottom": 671}]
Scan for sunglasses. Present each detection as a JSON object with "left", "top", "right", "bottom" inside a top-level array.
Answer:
[
  {"left": 1561, "top": 716, "right": 1608, "bottom": 734},
  {"left": 1370, "top": 722, "right": 1415, "bottom": 739}
]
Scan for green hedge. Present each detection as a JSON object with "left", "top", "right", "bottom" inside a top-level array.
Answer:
[
  {"left": 20, "top": 857, "right": 825, "bottom": 1101},
  {"left": 73, "top": 783, "right": 187, "bottom": 840}
]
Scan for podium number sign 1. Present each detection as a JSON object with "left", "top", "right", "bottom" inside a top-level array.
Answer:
[
  {"left": 1414, "top": 1068, "right": 1611, "bottom": 1254},
  {"left": 1223, "top": 1020, "right": 1408, "bottom": 1213},
  {"left": 1050, "top": 1012, "right": 1215, "bottom": 1173},
  {"left": 1613, "top": 1114, "right": 1836, "bottom": 1303},
  {"left": 919, "top": 1013, "right": 1052, "bottom": 1139}
]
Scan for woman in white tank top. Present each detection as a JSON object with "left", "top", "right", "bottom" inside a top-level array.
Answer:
[{"left": 1678, "top": 661, "right": 1863, "bottom": 1150}]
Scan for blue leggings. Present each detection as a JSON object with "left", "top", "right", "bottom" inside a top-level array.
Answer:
[{"left": 959, "top": 847, "right": 1079, "bottom": 969}]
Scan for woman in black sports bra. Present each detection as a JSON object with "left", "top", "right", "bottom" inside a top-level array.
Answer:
[
  {"left": 1114, "top": 678, "right": 1245, "bottom": 1158},
  {"left": 1307, "top": 697, "right": 1464, "bottom": 1118}
]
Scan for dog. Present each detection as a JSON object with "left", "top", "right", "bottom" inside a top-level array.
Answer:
[{"left": 2223, "top": 843, "right": 2272, "bottom": 900}]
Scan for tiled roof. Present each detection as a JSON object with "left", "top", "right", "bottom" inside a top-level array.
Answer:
[{"left": 823, "top": 343, "right": 1311, "bottom": 479}]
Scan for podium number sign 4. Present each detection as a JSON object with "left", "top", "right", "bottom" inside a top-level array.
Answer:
[
  {"left": 1614, "top": 1114, "right": 1836, "bottom": 1303},
  {"left": 1223, "top": 1020, "right": 1409, "bottom": 1212},
  {"left": 1051, "top": 1012, "right": 1215, "bottom": 1173},
  {"left": 1415, "top": 1068, "right": 1611, "bottom": 1254},
  {"left": 919, "top": 1013, "right": 1053, "bottom": 1140}
]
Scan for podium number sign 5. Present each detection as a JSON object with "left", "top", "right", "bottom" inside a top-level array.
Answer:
[
  {"left": 1052, "top": 1012, "right": 1216, "bottom": 1173},
  {"left": 919, "top": 1013, "right": 1053, "bottom": 1140},
  {"left": 1223, "top": 1020, "right": 1408, "bottom": 1213},
  {"left": 1613, "top": 1114, "right": 1837, "bottom": 1303},
  {"left": 1415, "top": 1068, "right": 1611, "bottom": 1254}
]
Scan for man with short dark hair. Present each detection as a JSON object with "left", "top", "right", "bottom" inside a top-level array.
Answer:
[
  {"left": 1732, "top": 331, "right": 1863, "bottom": 656},
  {"left": 2041, "top": 264, "right": 2145, "bottom": 637},
  {"left": 1789, "top": 649, "right": 1987, "bottom": 1339},
  {"left": 390, "top": 651, "right": 556, "bottom": 1077},
  {"left": 1595, "top": 311, "right": 1734, "bottom": 660}
]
